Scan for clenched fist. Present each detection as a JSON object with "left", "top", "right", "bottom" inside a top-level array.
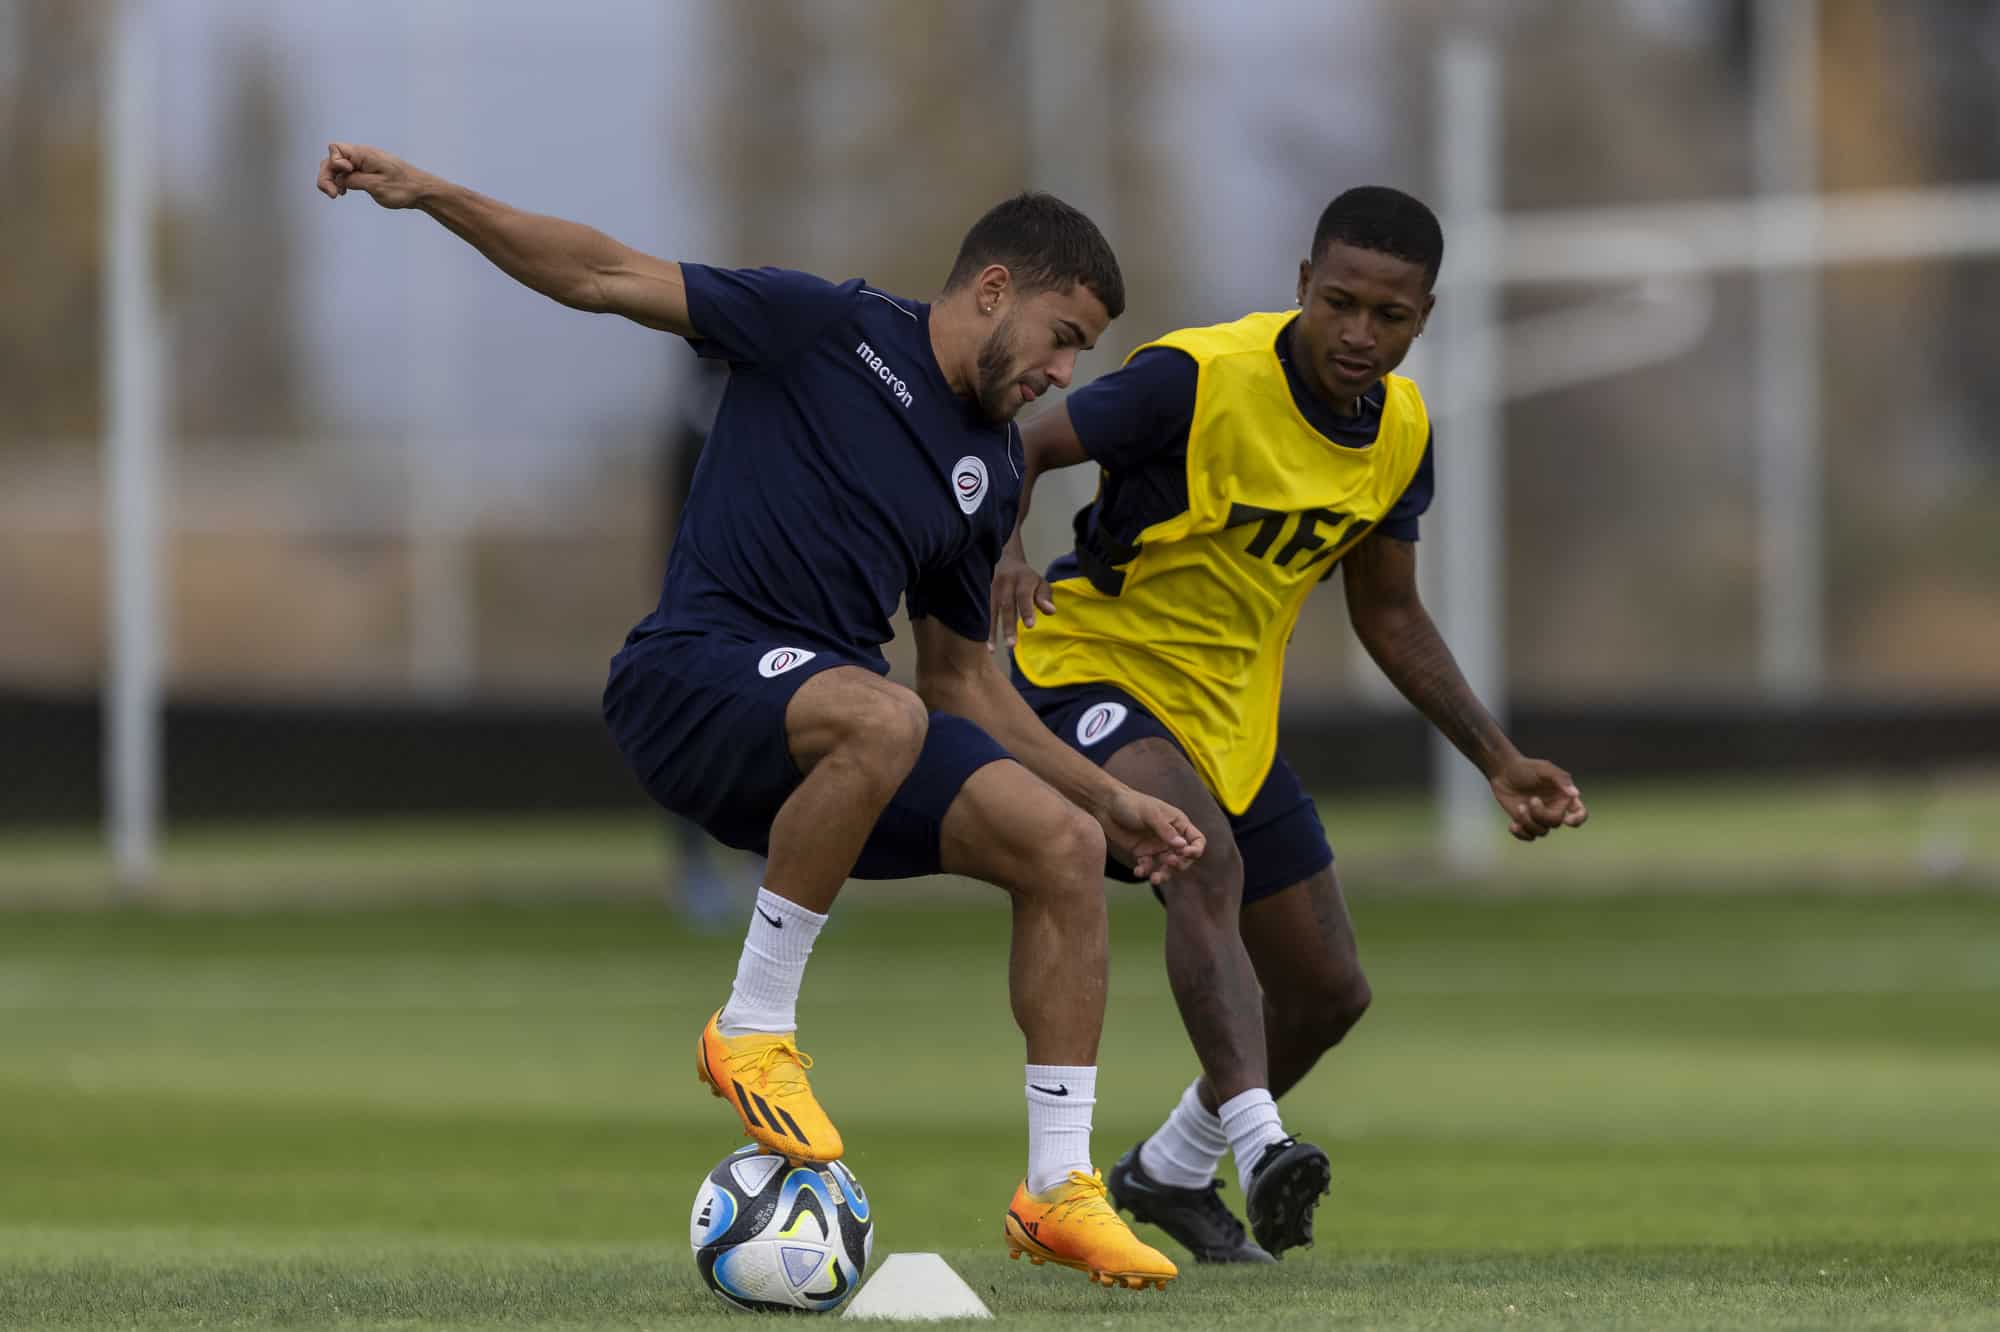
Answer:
[
  {"left": 316, "top": 142, "right": 429, "bottom": 209},
  {"left": 1488, "top": 757, "right": 1588, "bottom": 842}
]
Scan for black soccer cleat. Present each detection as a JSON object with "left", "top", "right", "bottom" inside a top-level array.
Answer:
[
  {"left": 1106, "top": 1140, "right": 1276, "bottom": 1264},
  {"left": 1244, "top": 1137, "right": 1331, "bottom": 1257}
]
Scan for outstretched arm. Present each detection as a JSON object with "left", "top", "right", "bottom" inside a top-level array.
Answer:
[
  {"left": 988, "top": 404, "right": 1090, "bottom": 649},
  {"left": 316, "top": 142, "right": 695, "bottom": 335},
  {"left": 1342, "top": 532, "right": 1589, "bottom": 841},
  {"left": 913, "top": 617, "right": 1205, "bottom": 883}
]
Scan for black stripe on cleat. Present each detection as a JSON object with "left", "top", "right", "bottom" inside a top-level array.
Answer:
[
  {"left": 776, "top": 1106, "right": 810, "bottom": 1144},
  {"left": 733, "top": 1080, "right": 762, "bottom": 1129}
]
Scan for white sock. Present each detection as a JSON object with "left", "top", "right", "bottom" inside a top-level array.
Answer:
[
  {"left": 717, "top": 888, "right": 826, "bottom": 1036},
  {"left": 1138, "top": 1078, "right": 1229, "bottom": 1189},
  {"left": 1219, "top": 1088, "right": 1288, "bottom": 1196},
  {"left": 1025, "top": 1064, "right": 1097, "bottom": 1194}
]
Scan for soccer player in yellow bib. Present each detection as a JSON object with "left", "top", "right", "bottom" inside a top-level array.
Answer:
[{"left": 990, "top": 187, "right": 1589, "bottom": 1262}]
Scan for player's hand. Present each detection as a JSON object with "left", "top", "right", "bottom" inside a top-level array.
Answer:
[
  {"left": 988, "top": 546, "right": 1056, "bottom": 653},
  {"left": 317, "top": 142, "right": 427, "bottom": 208},
  {"left": 1488, "top": 758, "right": 1588, "bottom": 842},
  {"left": 1099, "top": 788, "right": 1206, "bottom": 886}
]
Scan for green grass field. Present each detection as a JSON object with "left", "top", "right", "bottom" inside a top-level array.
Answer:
[
  {"left": 4, "top": 770, "right": 1996, "bottom": 907},
  {"left": 4, "top": 877, "right": 1998, "bottom": 1328}
]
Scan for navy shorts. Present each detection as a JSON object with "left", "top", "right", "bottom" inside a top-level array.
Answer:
[
  {"left": 1011, "top": 661, "right": 1333, "bottom": 905},
  {"left": 604, "top": 631, "right": 1010, "bottom": 880}
]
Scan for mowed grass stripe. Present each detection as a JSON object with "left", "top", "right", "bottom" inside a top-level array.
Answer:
[
  {"left": 2, "top": 893, "right": 1997, "bottom": 1327},
  {"left": 4, "top": 769, "right": 1996, "bottom": 906},
  {"left": 4, "top": 1077, "right": 1997, "bottom": 1251}
]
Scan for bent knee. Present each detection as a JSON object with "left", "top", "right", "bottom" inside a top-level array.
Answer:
[
  {"left": 1019, "top": 803, "right": 1107, "bottom": 889},
  {"left": 1273, "top": 974, "right": 1372, "bottom": 1051},
  {"left": 1161, "top": 835, "right": 1245, "bottom": 917},
  {"left": 827, "top": 686, "right": 929, "bottom": 770}
]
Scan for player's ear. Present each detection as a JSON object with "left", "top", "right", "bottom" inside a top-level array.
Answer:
[
  {"left": 1296, "top": 258, "right": 1311, "bottom": 306},
  {"left": 976, "top": 264, "right": 1011, "bottom": 315},
  {"left": 1416, "top": 292, "right": 1436, "bottom": 337}
]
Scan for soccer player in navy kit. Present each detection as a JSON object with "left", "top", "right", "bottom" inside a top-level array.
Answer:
[{"left": 319, "top": 142, "right": 1200, "bottom": 1289}]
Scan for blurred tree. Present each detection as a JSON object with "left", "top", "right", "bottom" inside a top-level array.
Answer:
[
  {"left": 1086, "top": 0, "right": 1189, "bottom": 357},
  {"left": 175, "top": 31, "right": 305, "bottom": 441},
  {"left": 701, "top": 0, "right": 1028, "bottom": 288},
  {"left": 0, "top": 0, "right": 197, "bottom": 446},
  {"left": 1816, "top": 3, "right": 2000, "bottom": 687},
  {"left": 697, "top": 0, "right": 1176, "bottom": 326},
  {"left": 0, "top": 0, "right": 112, "bottom": 441},
  {"left": 0, "top": 3, "right": 299, "bottom": 447}
]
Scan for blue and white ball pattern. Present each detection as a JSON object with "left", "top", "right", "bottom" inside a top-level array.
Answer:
[{"left": 690, "top": 1146, "right": 873, "bottom": 1313}]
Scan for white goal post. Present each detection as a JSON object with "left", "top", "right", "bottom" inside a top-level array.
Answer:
[{"left": 104, "top": 0, "right": 164, "bottom": 896}]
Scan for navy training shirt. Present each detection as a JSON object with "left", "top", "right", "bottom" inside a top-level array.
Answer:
[
  {"left": 626, "top": 265, "right": 1023, "bottom": 665},
  {"left": 1066, "top": 325, "right": 1435, "bottom": 545}
]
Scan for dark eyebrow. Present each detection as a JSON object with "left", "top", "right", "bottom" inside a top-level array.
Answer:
[{"left": 1321, "top": 282, "right": 1413, "bottom": 317}]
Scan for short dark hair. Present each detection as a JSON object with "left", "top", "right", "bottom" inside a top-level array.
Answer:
[
  {"left": 1311, "top": 187, "right": 1445, "bottom": 288},
  {"left": 944, "top": 192, "right": 1125, "bottom": 319}
]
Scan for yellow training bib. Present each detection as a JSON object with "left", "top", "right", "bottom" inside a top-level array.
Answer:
[{"left": 1015, "top": 311, "right": 1430, "bottom": 812}]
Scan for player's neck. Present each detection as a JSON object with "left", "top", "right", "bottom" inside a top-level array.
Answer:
[{"left": 927, "top": 294, "right": 982, "bottom": 401}]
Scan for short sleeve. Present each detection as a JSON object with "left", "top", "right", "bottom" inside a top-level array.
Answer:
[
  {"left": 680, "top": 264, "right": 859, "bottom": 365},
  {"left": 1377, "top": 429, "right": 1436, "bottom": 542},
  {"left": 1065, "top": 347, "right": 1199, "bottom": 471},
  {"left": 906, "top": 549, "right": 1000, "bottom": 643}
]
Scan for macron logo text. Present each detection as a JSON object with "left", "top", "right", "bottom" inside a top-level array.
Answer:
[{"left": 855, "top": 341, "right": 914, "bottom": 409}]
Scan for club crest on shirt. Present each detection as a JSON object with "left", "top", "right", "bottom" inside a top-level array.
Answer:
[
  {"left": 1075, "top": 701, "right": 1128, "bottom": 747},
  {"left": 952, "top": 456, "right": 989, "bottom": 515},
  {"left": 757, "top": 647, "right": 817, "bottom": 678}
]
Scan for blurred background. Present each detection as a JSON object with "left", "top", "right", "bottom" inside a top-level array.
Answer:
[
  {"left": 2, "top": 0, "right": 1997, "bottom": 901},
  {"left": 3, "top": 7, "right": 1998, "bottom": 1324}
]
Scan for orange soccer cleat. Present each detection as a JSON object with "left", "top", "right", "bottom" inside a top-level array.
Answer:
[
  {"left": 696, "top": 1009, "right": 843, "bottom": 1163},
  {"left": 1004, "top": 1169, "right": 1179, "bottom": 1291}
]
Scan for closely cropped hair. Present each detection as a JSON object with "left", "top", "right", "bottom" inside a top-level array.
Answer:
[
  {"left": 944, "top": 192, "right": 1125, "bottom": 319},
  {"left": 1311, "top": 187, "right": 1445, "bottom": 288}
]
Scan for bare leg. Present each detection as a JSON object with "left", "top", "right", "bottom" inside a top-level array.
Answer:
[
  {"left": 1239, "top": 864, "right": 1373, "bottom": 1098},
  {"left": 939, "top": 760, "right": 1108, "bottom": 1063},
  {"left": 697, "top": 668, "right": 932, "bottom": 1162},
  {"left": 764, "top": 667, "right": 930, "bottom": 913},
  {"left": 1102, "top": 738, "right": 1265, "bottom": 1101}
]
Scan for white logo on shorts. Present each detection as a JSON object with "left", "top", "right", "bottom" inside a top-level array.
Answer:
[
  {"left": 1076, "top": 701, "right": 1128, "bottom": 747},
  {"left": 757, "top": 647, "right": 817, "bottom": 678},
  {"left": 952, "top": 455, "right": 989, "bottom": 515}
]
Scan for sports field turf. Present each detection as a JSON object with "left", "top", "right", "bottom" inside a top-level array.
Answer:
[
  {"left": 3, "top": 882, "right": 1997, "bottom": 1328},
  {"left": 3, "top": 770, "right": 1996, "bottom": 906}
]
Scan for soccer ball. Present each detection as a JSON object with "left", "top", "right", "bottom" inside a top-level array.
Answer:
[{"left": 690, "top": 1146, "right": 874, "bottom": 1313}]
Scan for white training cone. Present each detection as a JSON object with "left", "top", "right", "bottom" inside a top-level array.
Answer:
[{"left": 841, "top": 1252, "right": 992, "bottom": 1321}]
